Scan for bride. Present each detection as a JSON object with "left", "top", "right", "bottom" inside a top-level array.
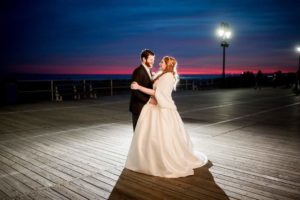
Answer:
[{"left": 125, "top": 56, "right": 208, "bottom": 178}]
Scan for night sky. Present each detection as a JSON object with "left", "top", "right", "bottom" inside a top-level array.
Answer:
[{"left": 2, "top": 0, "right": 300, "bottom": 75}]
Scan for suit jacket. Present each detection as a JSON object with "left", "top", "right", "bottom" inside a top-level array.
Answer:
[{"left": 129, "top": 65, "right": 153, "bottom": 115}]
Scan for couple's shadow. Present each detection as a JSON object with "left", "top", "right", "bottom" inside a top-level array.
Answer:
[{"left": 109, "top": 161, "right": 229, "bottom": 200}]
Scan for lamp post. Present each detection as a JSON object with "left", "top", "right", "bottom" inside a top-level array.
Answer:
[
  {"left": 295, "top": 46, "right": 300, "bottom": 92},
  {"left": 296, "top": 46, "right": 300, "bottom": 71},
  {"left": 217, "top": 22, "right": 232, "bottom": 82}
]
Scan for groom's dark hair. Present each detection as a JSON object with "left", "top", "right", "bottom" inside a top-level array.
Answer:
[{"left": 140, "top": 49, "right": 154, "bottom": 61}]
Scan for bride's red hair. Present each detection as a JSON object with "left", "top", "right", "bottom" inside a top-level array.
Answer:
[{"left": 163, "top": 56, "right": 177, "bottom": 74}]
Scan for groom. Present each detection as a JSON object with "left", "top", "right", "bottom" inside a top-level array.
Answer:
[{"left": 129, "top": 49, "right": 157, "bottom": 131}]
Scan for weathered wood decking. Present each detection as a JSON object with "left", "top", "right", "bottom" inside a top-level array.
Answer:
[{"left": 0, "top": 88, "right": 299, "bottom": 200}]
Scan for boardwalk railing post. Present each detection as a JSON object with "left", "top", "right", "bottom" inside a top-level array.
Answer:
[
  {"left": 83, "top": 80, "right": 86, "bottom": 98},
  {"left": 192, "top": 80, "right": 196, "bottom": 90},
  {"left": 186, "top": 79, "right": 188, "bottom": 90},
  {"left": 111, "top": 80, "right": 113, "bottom": 96},
  {"left": 51, "top": 80, "right": 54, "bottom": 101}
]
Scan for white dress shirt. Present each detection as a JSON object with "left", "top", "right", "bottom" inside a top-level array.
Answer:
[{"left": 142, "top": 63, "right": 153, "bottom": 80}]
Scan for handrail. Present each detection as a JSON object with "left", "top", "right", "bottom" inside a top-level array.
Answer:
[{"left": 7, "top": 79, "right": 216, "bottom": 103}]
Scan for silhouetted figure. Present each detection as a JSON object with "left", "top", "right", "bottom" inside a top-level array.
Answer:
[
  {"left": 254, "top": 70, "right": 263, "bottom": 90},
  {"left": 241, "top": 71, "right": 255, "bottom": 87},
  {"left": 286, "top": 72, "right": 295, "bottom": 88},
  {"left": 272, "top": 70, "right": 283, "bottom": 88},
  {"left": 294, "top": 69, "right": 300, "bottom": 95},
  {"left": 272, "top": 73, "right": 277, "bottom": 88}
]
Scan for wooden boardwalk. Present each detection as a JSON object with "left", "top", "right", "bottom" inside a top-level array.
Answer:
[{"left": 0, "top": 88, "right": 299, "bottom": 200}]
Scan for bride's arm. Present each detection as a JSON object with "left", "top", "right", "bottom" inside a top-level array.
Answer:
[{"left": 131, "top": 82, "right": 155, "bottom": 96}]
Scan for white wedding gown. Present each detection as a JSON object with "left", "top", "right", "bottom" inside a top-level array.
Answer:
[{"left": 125, "top": 73, "right": 208, "bottom": 178}]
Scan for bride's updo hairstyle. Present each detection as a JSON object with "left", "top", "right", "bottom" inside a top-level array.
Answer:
[
  {"left": 154, "top": 56, "right": 179, "bottom": 90},
  {"left": 163, "top": 56, "right": 177, "bottom": 74}
]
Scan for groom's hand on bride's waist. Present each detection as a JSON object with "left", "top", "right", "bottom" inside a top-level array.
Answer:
[{"left": 149, "top": 97, "right": 157, "bottom": 105}]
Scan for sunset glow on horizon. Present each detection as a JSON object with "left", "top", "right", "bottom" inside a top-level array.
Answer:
[
  {"left": 11, "top": 64, "right": 296, "bottom": 76},
  {"left": 2, "top": 0, "right": 300, "bottom": 77}
]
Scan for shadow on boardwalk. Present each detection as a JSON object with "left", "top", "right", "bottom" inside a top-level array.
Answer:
[{"left": 109, "top": 161, "right": 230, "bottom": 200}]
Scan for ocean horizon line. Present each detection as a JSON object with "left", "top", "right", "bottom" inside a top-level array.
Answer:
[
  {"left": 0, "top": 72, "right": 279, "bottom": 81},
  {"left": 0, "top": 73, "right": 236, "bottom": 81}
]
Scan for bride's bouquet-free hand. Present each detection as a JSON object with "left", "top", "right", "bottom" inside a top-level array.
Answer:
[{"left": 131, "top": 82, "right": 139, "bottom": 90}]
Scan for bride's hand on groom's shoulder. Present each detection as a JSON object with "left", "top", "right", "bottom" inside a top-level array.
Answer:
[{"left": 131, "top": 82, "right": 139, "bottom": 90}]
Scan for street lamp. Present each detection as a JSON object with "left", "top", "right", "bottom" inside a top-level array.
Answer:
[
  {"left": 216, "top": 22, "right": 232, "bottom": 82},
  {"left": 296, "top": 46, "right": 300, "bottom": 71},
  {"left": 295, "top": 46, "right": 300, "bottom": 92}
]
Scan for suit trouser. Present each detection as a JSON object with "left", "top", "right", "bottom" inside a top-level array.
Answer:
[{"left": 132, "top": 113, "right": 140, "bottom": 131}]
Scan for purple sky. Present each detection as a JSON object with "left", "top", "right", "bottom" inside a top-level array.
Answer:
[{"left": 2, "top": 0, "right": 300, "bottom": 75}]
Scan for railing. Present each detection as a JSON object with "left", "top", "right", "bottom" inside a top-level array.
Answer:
[
  {"left": 3, "top": 74, "right": 293, "bottom": 104},
  {"left": 4, "top": 79, "right": 218, "bottom": 103}
]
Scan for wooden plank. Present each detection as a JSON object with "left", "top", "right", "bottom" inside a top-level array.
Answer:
[
  {"left": 24, "top": 138, "right": 102, "bottom": 173},
  {"left": 0, "top": 169, "right": 33, "bottom": 195},
  {"left": 51, "top": 185, "right": 88, "bottom": 200},
  {"left": 0, "top": 189, "right": 9, "bottom": 200},
  {"left": 210, "top": 136, "right": 300, "bottom": 156},
  {"left": 207, "top": 153, "right": 300, "bottom": 186},
  {"left": 110, "top": 167, "right": 221, "bottom": 200},
  {"left": 0, "top": 145, "right": 72, "bottom": 183},
  {"left": 59, "top": 130, "right": 128, "bottom": 158},
  {"left": 211, "top": 165, "right": 300, "bottom": 197},
  {"left": 99, "top": 170, "right": 121, "bottom": 182},
  {"left": 200, "top": 141, "right": 300, "bottom": 170},
  {"left": 32, "top": 136, "right": 114, "bottom": 170},
  {"left": 81, "top": 176, "right": 113, "bottom": 193},
  {"left": 0, "top": 178, "right": 22, "bottom": 198},
  {"left": 17, "top": 140, "right": 87, "bottom": 176},
  {"left": 9, "top": 140, "right": 83, "bottom": 178},
  {"left": 18, "top": 195, "right": 34, "bottom": 200},
  {"left": 0, "top": 154, "right": 54, "bottom": 187},
  {"left": 27, "top": 189, "right": 63, "bottom": 200},
  {"left": 223, "top": 131, "right": 300, "bottom": 146},
  {"left": 44, "top": 142, "right": 115, "bottom": 172},
  {"left": 45, "top": 133, "right": 124, "bottom": 166},
  {"left": 109, "top": 176, "right": 169, "bottom": 200},
  {"left": 212, "top": 172, "right": 299, "bottom": 200},
  {"left": 18, "top": 138, "right": 95, "bottom": 175},
  {"left": 0, "top": 161, "right": 43, "bottom": 190},
  {"left": 212, "top": 161, "right": 300, "bottom": 189},
  {"left": 67, "top": 180, "right": 107, "bottom": 200},
  {"left": 91, "top": 173, "right": 117, "bottom": 188},
  {"left": 71, "top": 179, "right": 110, "bottom": 199},
  {"left": 130, "top": 172, "right": 228, "bottom": 199},
  {"left": 63, "top": 182, "right": 102, "bottom": 200},
  {"left": 197, "top": 140, "right": 300, "bottom": 167},
  {"left": 37, "top": 188, "right": 70, "bottom": 200}
]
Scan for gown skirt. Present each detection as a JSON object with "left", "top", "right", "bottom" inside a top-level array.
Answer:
[{"left": 125, "top": 102, "right": 208, "bottom": 178}]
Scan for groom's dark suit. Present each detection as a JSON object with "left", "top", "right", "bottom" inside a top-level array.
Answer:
[{"left": 129, "top": 64, "right": 153, "bottom": 130}]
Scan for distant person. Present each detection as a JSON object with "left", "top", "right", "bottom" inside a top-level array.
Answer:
[
  {"left": 294, "top": 69, "right": 300, "bottom": 95},
  {"left": 254, "top": 70, "right": 263, "bottom": 90},
  {"left": 272, "top": 73, "right": 277, "bottom": 88},
  {"left": 297, "top": 69, "right": 300, "bottom": 88},
  {"left": 125, "top": 56, "right": 208, "bottom": 178},
  {"left": 129, "top": 49, "right": 156, "bottom": 130}
]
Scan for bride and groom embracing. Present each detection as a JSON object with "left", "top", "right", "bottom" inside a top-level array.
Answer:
[{"left": 126, "top": 49, "right": 208, "bottom": 178}]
